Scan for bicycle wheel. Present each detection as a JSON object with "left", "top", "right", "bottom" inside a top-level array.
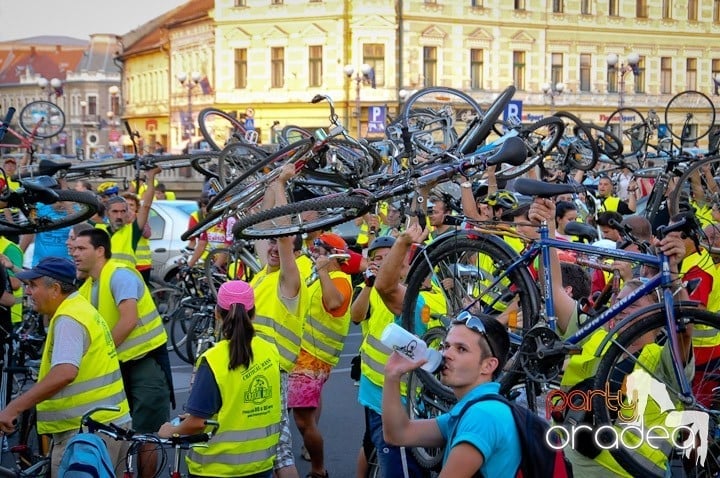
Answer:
[
  {"left": 232, "top": 195, "right": 371, "bottom": 240},
  {"left": 581, "top": 123, "right": 624, "bottom": 162},
  {"left": 150, "top": 286, "right": 183, "bottom": 323},
  {"left": 592, "top": 305, "right": 720, "bottom": 478},
  {"left": 186, "top": 311, "right": 217, "bottom": 365},
  {"left": 455, "top": 85, "right": 516, "bottom": 155},
  {"left": 495, "top": 116, "right": 565, "bottom": 181},
  {"left": 668, "top": 156, "right": 720, "bottom": 232},
  {"left": 18, "top": 100, "right": 65, "bottom": 139},
  {"left": 665, "top": 90, "right": 716, "bottom": 146},
  {"left": 207, "top": 139, "right": 313, "bottom": 215},
  {"left": 217, "top": 142, "right": 269, "bottom": 188},
  {"left": 168, "top": 301, "right": 201, "bottom": 363},
  {"left": 553, "top": 111, "right": 600, "bottom": 171},
  {"left": 0, "top": 189, "right": 100, "bottom": 235},
  {"left": 604, "top": 107, "right": 648, "bottom": 155},
  {"left": 203, "top": 246, "right": 258, "bottom": 298},
  {"left": 400, "top": 231, "right": 539, "bottom": 334},
  {"left": 197, "top": 107, "right": 249, "bottom": 151},
  {"left": 279, "top": 125, "right": 312, "bottom": 146}
]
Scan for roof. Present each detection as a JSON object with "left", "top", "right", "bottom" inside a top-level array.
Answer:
[{"left": 0, "top": 46, "right": 85, "bottom": 84}]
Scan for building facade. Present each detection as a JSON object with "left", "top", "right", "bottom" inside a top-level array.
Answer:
[{"left": 116, "top": 0, "right": 720, "bottom": 152}]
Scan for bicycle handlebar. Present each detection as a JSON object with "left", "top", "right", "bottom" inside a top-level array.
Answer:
[{"left": 0, "top": 107, "right": 16, "bottom": 143}]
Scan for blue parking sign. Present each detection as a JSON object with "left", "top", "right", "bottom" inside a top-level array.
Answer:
[
  {"left": 504, "top": 100, "right": 523, "bottom": 123},
  {"left": 367, "top": 106, "right": 386, "bottom": 134}
]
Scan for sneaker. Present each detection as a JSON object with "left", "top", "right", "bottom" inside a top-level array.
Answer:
[{"left": 301, "top": 445, "right": 311, "bottom": 461}]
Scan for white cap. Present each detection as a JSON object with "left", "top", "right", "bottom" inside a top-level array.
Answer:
[{"left": 421, "top": 349, "right": 443, "bottom": 373}]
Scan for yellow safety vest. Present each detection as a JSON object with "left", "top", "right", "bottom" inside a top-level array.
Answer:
[
  {"left": 357, "top": 223, "right": 370, "bottom": 247},
  {"left": 186, "top": 338, "right": 281, "bottom": 477},
  {"left": 135, "top": 236, "right": 152, "bottom": 269},
  {"left": 250, "top": 267, "right": 306, "bottom": 372},
  {"left": 420, "top": 281, "right": 448, "bottom": 330},
  {"left": 691, "top": 202, "right": 714, "bottom": 229},
  {"left": 302, "top": 270, "right": 351, "bottom": 366},
  {"left": 680, "top": 249, "right": 720, "bottom": 346},
  {"left": 599, "top": 196, "right": 620, "bottom": 213},
  {"left": 78, "top": 261, "right": 167, "bottom": 362},
  {"left": 36, "top": 293, "right": 130, "bottom": 434},
  {"left": 0, "top": 236, "right": 23, "bottom": 324},
  {"left": 359, "top": 287, "right": 398, "bottom": 389},
  {"left": 110, "top": 224, "right": 137, "bottom": 268},
  {"left": 296, "top": 254, "right": 314, "bottom": 282}
]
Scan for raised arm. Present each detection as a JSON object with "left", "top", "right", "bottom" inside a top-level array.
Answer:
[{"left": 136, "top": 166, "right": 162, "bottom": 230}]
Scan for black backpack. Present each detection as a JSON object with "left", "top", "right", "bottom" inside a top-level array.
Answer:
[{"left": 450, "top": 393, "right": 572, "bottom": 478}]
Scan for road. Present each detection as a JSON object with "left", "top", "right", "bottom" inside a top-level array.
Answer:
[{"left": 170, "top": 327, "right": 366, "bottom": 478}]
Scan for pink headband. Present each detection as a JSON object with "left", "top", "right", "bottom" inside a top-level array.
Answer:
[{"left": 217, "top": 280, "right": 255, "bottom": 311}]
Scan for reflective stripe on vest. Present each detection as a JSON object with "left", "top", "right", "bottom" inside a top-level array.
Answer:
[
  {"left": 78, "top": 261, "right": 167, "bottom": 362},
  {"left": 0, "top": 237, "right": 24, "bottom": 324},
  {"left": 187, "top": 338, "right": 280, "bottom": 476},
  {"left": 36, "top": 293, "right": 130, "bottom": 434},
  {"left": 359, "top": 288, "right": 400, "bottom": 390},
  {"left": 110, "top": 224, "right": 137, "bottom": 267},
  {"left": 135, "top": 236, "right": 152, "bottom": 267},
  {"left": 302, "top": 270, "right": 351, "bottom": 366},
  {"left": 251, "top": 266, "right": 307, "bottom": 372}
]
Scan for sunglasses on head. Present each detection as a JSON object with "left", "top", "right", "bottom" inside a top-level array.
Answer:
[{"left": 451, "top": 311, "right": 496, "bottom": 358}]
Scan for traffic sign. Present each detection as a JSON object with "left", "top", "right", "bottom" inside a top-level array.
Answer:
[
  {"left": 504, "top": 100, "right": 523, "bottom": 123},
  {"left": 367, "top": 106, "right": 386, "bottom": 134}
]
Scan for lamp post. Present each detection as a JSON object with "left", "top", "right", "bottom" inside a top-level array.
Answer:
[
  {"left": 344, "top": 63, "right": 374, "bottom": 138},
  {"left": 37, "top": 77, "right": 62, "bottom": 103},
  {"left": 177, "top": 71, "right": 202, "bottom": 141},
  {"left": 541, "top": 82, "right": 565, "bottom": 114},
  {"left": 606, "top": 52, "right": 639, "bottom": 108}
]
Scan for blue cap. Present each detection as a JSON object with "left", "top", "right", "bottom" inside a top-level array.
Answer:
[{"left": 16, "top": 257, "right": 77, "bottom": 286}]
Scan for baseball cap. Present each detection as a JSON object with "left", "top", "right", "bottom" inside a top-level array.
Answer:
[
  {"left": 3, "top": 157, "right": 17, "bottom": 165},
  {"left": 316, "top": 232, "right": 347, "bottom": 251},
  {"left": 16, "top": 257, "right": 77, "bottom": 285},
  {"left": 217, "top": 280, "right": 255, "bottom": 311}
]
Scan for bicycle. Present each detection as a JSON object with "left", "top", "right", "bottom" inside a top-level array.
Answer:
[
  {"left": 399, "top": 177, "right": 720, "bottom": 476},
  {"left": 80, "top": 406, "right": 219, "bottom": 478},
  {"left": 0, "top": 102, "right": 65, "bottom": 165}
]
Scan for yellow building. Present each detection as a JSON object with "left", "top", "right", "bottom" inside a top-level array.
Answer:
[{"left": 120, "top": 0, "right": 720, "bottom": 152}]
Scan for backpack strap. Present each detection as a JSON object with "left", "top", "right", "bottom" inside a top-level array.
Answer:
[{"left": 447, "top": 393, "right": 515, "bottom": 478}]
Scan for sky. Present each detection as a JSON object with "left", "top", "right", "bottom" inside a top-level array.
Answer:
[{"left": 0, "top": 0, "right": 189, "bottom": 42}]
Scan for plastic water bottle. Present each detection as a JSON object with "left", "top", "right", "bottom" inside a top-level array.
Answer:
[{"left": 380, "top": 323, "right": 443, "bottom": 373}]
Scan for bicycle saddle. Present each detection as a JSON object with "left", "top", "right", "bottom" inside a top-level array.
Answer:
[
  {"left": 513, "top": 178, "right": 585, "bottom": 198},
  {"left": 485, "top": 136, "right": 528, "bottom": 167},
  {"left": 564, "top": 221, "right": 598, "bottom": 243},
  {"left": 11, "top": 160, "right": 73, "bottom": 181}
]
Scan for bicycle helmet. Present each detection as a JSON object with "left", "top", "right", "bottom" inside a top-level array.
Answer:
[
  {"left": 97, "top": 181, "right": 119, "bottom": 196},
  {"left": 482, "top": 190, "right": 518, "bottom": 210},
  {"left": 368, "top": 236, "right": 396, "bottom": 256}
]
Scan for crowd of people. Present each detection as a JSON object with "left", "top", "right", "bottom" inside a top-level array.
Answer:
[{"left": 0, "top": 150, "right": 715, "bottom": 478}]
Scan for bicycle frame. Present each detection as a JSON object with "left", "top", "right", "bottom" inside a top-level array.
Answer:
[{"left": 476, "top": 221, "right": 694, "bottom": 400}]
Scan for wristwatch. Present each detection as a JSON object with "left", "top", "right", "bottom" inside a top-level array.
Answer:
[{"left": 460, "top": 181, "right": 472, "bottom": 189}]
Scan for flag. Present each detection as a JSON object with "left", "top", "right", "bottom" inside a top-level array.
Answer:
[
  {"left": 54, "top": 85, "right": 64, "bottom": 98},
  {"left": 367, "top": 67, "right": 376, "bottom": 89},
  {"left": 200, "top": 76, "right": 214, "bottom": 95}
]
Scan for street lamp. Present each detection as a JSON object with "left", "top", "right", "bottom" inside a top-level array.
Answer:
[
  {"left": 177, "top": 71, "right": 202, "bottom": 140},
  {"left": 344, "top": 63, "right": 374, "bottom": 138},
  {"left": 541, "top": 82, "right": 565, "bottom": 114},
  {"left": 606, "top": 52, "right": 640, "bottom": 108},
  {"left": 37, "top": 77, "right": 62, "bottom": 102}
]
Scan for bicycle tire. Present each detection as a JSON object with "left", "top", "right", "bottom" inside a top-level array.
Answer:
[
  {"left": 583, "top": 122, "right": 624, "bottom": 162},
  {"left": 0, "top": 189, "right": 100, "bottom": 235},
  {"left": 233, "top": 195, "right": 371, "bottom": 240},
  {"left": 169, "top": 301, "right": 200, "bottom": 363},
  {"left": 150, "top": 286, "right": 183, "bottom": 323},
  {"left": 401, "top": 232, "right": 539, "bottom": 333},
  {"left": 604, "top": 107, "right": 648, "bottom": 155},
  {"left": 197, "top": 107, "right": 250, "bottom": 151},
  {"left": 553, "top": 111, "right": 600, "bottom": 171},
  {"left": 495, "top": 116, "right": 565, "bottom": 181},
  {"left": 180, "top": 206, "right": 227, "bottom": 242},
  {"left": 456, "top": 85, "right": 516, "bottom": 155},
  {"left": 206, "top": 139, "right": 313, "bottom": 214},
  {"left": 203, "top": 246, "right": 258, "bottom": 299},
  {"left": 668, "top": 156, "right": 720, "bottom": 233},
  {"left": 18, "top": 100, "right": 65, "bottom": 139},
  {"left": 664, "top": 90, "right": 716, "bottom": 144},
  {"left": 592, "top": 305, "right": 720, "bottom": 478},
  {"left": 217, "top": 142, "right": 269, "bottom": 188},
  {"left": 185, "top": 311, "right": 216, "bottom": 365},
  {"left": 279, "top": 125, "right": 312, "bottom": 146}
]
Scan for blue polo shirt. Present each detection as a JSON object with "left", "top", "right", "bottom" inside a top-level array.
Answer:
[{"left": 436, "top": 381, "right": 521, "bottom": 478}]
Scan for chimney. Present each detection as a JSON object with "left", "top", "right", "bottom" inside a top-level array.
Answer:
[{"left": 56, "top": 45, "right": 61, "bottom": 54}]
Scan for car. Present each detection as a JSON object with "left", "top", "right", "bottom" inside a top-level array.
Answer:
[{"left": 148, "top": 199, "right": 197, "bottom": 283}]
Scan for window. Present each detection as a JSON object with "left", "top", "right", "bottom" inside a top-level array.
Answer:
[
  {"left": 271, "top": 0, "right": 283, "bottom": 4},
  {"left": 234, "top": 49, "right": 247, "bottom": 89},
  {"left": 660, "top": 57, "right": 672, "bottom": 94},
  {"left": 110, "top": 93, "right": 120, "bottom": 115},
  {"left": 234, "top": 0, "right": 246, "bottom": 6},
  {"left": 363, "top": 44, "right": 385, "bottom": 87},
  {"left": 580, "top": 0, "right": 590, "bottom": 14},
  {"left": 662, "top": 0, "right": 672, "bottom": 18},
  {"left": 424, "top": 0, "right": 437, "bottom": 3},
  {"left": 423, "top": 47, "right": 437, "bottom": 87},
  {"left": 686, "top": 58, "right": 697, "bottom": 90},
  {"left": 88, "top": 95, "right": 97, "bottom": 116},
  {"left": 715, "top": 0, "right": 720, "bottom": 23},
  {"left": 579, "top": 54, "right": 591, "bottom": 92},
  {"left": 607, "top": 66, "right": 618, "bottom": 94},
  {"left": 471, "top": 0, "right": 483, "bottom": 6},
  {"left": 634, "top": 56, "right": 645, "bottom": 94},
  {"left": 470, "top": 49, "right": 483, "bottom": 90},
  {"left": 553, "top": 0, "right": 563, "bottom": 13},
  {"left": 271, "top": 47, "right": 284, "bottom": 88},
  {"left": 308, "top": 46, "right": 322, "bottom": 87},
  {"left": 636, "top": 0, "right": 648, "bottom": 18},
  {"left": 513, "top": 51, "right": 525, "bottom": 91},
  {"left": 551, "top": 53, "right": 563, "bottom": 88},
  {"left": 514, "top": 0, "right": 525, "bottom": 9},
  {"left": 609, "top": 0, "right": 619, "bottom": 16},
  {"left": 688, "top": 0, "right": 698, "bottom": 20}
]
